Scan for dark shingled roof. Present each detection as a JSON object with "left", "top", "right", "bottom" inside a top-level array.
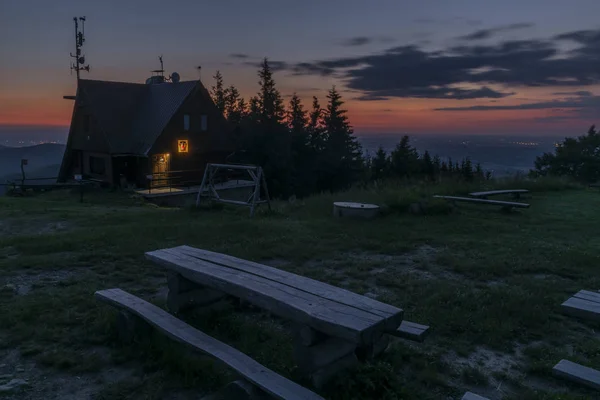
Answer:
[{"left": 78, "top": 79, "right": 198, "bottom": 155}]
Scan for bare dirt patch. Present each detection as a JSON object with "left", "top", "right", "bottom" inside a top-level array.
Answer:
[
  {"left": 0, "top": 348, "right": 136, "bottom": 400},
  {"left": 0, "top": 219, "right": 72, "bottom": 238},
  {"left": 2, "top": 268, "right": 81, "bottom": 295},
  {"left": 444, "top": 346, "right": 524, "bottom": 400}
]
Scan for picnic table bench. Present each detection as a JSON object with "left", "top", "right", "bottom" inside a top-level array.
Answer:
[
  {"left": 95, "top": 288, "right": 323, "bottom": 400},
  {"left": 433, "top": 195, "right": 530, "bottom": 210},
  {"left": 469, "top": 189, "right": 529, "bottom": 199},
  {"left": 145, "top": 245, "right": 409, "bottom": 387}
]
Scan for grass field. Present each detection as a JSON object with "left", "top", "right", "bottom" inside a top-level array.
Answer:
[{"left": 1, "top": 181, "right": 600, "bottom": 399}]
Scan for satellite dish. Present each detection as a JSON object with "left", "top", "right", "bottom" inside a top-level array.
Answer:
[{"left": 171, "top": 72, "right": 180, "bottom": 83}]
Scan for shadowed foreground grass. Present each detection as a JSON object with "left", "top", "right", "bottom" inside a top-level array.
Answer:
[{"left": 0, "top": 180, "right": 599, "bottom": 399}]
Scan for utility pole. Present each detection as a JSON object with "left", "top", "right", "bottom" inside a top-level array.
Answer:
[{"left": 70, "top": 17, "right": 90, "bottom": 80}]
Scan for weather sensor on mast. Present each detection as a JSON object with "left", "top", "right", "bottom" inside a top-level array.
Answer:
[{"left": 70, "top": 16, "right": 91, "bottom": 80}]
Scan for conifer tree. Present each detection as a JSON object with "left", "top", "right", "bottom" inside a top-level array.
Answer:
[
  {"left": 224, "top": 85, "right": 242, "bottom": 125},
  {"left": 257, "top": 58, "right": 285, "bottom": 124},
  {"left": 371, "top": 147, "right": 390, "bottom": 180},
  {"left": 322, "top": 86, "right": 363, "bottom": 191},
  {"left": 211, "top": 71, "right": 226, "bottom": 114}
]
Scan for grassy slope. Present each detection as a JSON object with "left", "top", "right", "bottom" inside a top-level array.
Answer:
[{"left": 0, "top": 184, "right": 599, "bottom": 399}]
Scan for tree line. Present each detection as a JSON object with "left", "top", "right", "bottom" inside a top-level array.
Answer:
[{"left": 211, "top": 59, "right": 488, "bottom": 198}]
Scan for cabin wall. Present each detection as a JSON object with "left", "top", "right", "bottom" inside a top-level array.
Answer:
[
  {"left": 148, "top": 86, "right": 235, "bottom": 183},
  {"left": 81, "top": 152, "right": 113, "bottom": 183},
  {"left": 70, "top": 95, "right": 111, "bottom": 153}
]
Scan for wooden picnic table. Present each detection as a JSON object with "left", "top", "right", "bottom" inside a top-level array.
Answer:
[{"left": 145, "top": 245, "right": 405, "bottom": 387}]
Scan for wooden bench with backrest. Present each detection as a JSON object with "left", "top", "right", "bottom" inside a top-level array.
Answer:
[
  {"left": 469, "top": 189, "right": 529, "bottom": 199},
  {"left": 95, "top": 288, "right": 324, "bottom": 400},
  {"left": 433, "top": 195, "right": 530, "bottom": 211},
  {"left": 145, "top": 245, "right": 428, "bottom": 387}
]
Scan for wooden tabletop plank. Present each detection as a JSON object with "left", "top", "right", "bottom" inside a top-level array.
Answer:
[
  {"left": 573, "top": 290, "right": 600, "bottom": 304},
  {"left": 95, "top": 289, "right": 324, "bottom": 400},
  {"left": 146, "top": 248, "right": 394, "bottom": 344},
  {"left": 175, "top": 245, "right": 403, "bottom": 330}
]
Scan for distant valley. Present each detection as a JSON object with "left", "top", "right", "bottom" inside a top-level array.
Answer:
[{"left": 0, "top": 143, "right": 65, "bottom": 194}]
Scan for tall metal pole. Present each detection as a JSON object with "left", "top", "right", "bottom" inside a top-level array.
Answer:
[{"left": 73, "top": 17, "right": 80, "bottom": 80}]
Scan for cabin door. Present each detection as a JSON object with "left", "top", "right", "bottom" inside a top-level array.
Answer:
[{"left": 151, "top": 153, "right": 170, "bottom": 188}]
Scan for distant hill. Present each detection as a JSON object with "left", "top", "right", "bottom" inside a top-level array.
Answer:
[
  {"left": 0, "top": 143, "right": 65, "bottom": 177},
  {"left": 0, "top": 144, "right": 65, "bottom": 194}
]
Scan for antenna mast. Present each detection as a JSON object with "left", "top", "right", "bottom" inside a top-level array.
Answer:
[{"left": 70, "top": 16, "right": 90, "bottom": 80}]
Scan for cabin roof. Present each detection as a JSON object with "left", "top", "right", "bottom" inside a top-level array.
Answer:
[{"left": 78, "top": 79, "right": 198, "bottom": 155}]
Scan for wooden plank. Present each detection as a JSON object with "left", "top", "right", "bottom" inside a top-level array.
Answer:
[
  {"left": 433, "top": 195, "right": 530, "bottom": 208},
  {"left": 389, "top": 320, "right": 430, "bottom": 342},
  {"left": 461, "top": 392, "right": 490, "bottom": 400},
  {"left": 146, "top": 248, "right": 392, "bottom": 345},
  {"left": 469, "top": 189, "right": 528, "bottom": 197},
  {"left": 561, "top": 297, "right": 600, "bottom": 322},
  {"left": 173, "top": 246, "right": 403, "bottom": 332},
  {"left": 573, "top": 290, "right": 600, "bottom": 304},
  {"left": 95, "top": 288, "right": 324, "bottom": 400},
  {"left": 553, "top": 359, "right": 600, "bottom": 390}
]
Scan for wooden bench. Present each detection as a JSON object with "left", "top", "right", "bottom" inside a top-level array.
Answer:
[
  {"left": 433, "top": 195, "right": 530, "bottom": 210},
  {"left": 145, "top": 245, "right": 406, "bottom": 387},
  {"left": 461, "top": 392, "right": 488, "bottom": 400},
  {"left": 462, "top": 392, "right": 490, "bottom": 400},
  {"left": 553, "top": 359, "right": 600, "bottom": 390},
  {"left": 469, "top": 189, "right": 529, "bottom": 199},
  {"left": 561, "top": 290, "right": 600, "bottom": 322},
  {"left": 394, "top": 321, "right": 430, "bottom": 342},
  {"left": 95, "top": 288, "right": 324, "bottom": 400}
]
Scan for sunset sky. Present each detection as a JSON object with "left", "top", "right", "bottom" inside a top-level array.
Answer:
[{"left": 1, "top": 0, "right": 600, "bottom": 136}]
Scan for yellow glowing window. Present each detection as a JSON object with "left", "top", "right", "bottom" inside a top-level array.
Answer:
[{"left": 178, "top": 140, "right": 188, "bottom": 153}]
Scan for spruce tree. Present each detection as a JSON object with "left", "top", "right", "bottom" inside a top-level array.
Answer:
[
  {"left": 322, "top": 86, "right": 363, "bottom": 191},
  {"left": 287, "top": 93, "right": 308, "bottom": 133},
  {"left": 286, "top": 94, "right": 313, "bottom": 195},
  {"left": 211, "top": 71, "right": 226, "bottom": 114},
  {"left": 224, "top": 85, "right": 242, "bottom": 125},
  {"left": 257, "top": 58, "right": 285, "bottom": 124},
  {"left": 390, "top": 135, "right": 419, "bottom": 178},
  {"left": 371, "top": 147, "right": 389, "bottom": 180},
  {"left": 432, "top": 155, "right": 441, "bottom": 178},
  {"left": 463, "top": 158, "right": 474, "bottom": 181},
  {"left": 422, "top": 150, "right": 434, "bottom": 179}
]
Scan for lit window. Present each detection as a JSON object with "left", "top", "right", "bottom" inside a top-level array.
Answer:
[
  {"left": 178, "top": 140, "right": 188, "bottom": 153},
  {"left": 184, "top": 114, "right": 190, "bottom": 131},
  {"left": 201, "top": 115, "right": 208, "bottom": 131}
]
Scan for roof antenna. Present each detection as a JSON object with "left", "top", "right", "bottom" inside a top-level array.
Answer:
[
  {"left": 196, "top": 65, "right": 202, "bottom": 81},
  {"left": 70, "top": 16, "right": 91, "bottom": 81}
]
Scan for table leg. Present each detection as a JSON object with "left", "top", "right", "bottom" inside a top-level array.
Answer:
[
  {"left": 292, "top": 325, "right": 359, "bottom": 389},
  {"left": 167, "top": 272, "right": 226, "bottom": 313}
]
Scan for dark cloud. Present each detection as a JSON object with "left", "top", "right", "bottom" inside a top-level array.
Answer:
[
  {"left": 459, "top": 23, "right": 534, "bottom": 41},
  {"left": 552, "top": 91, "right": 593, "bottom": 97},
  {"left": 230, "top": 53, "right": 250, "bottom": 59},
  {"left": 434, "top": 95, "right": 600, "bottom": 111},
  {"left": 284, "top": 27, "right": 600, "bottom": 101},
  {"left": 382, "top": 109, "right": 393, "bottom": 112},
  {"left": 342, "top": 36, "right": 371, "bottom": 46},
  {"left": 413, "top": 17, "right": 482, "bottom": 26},
  {"left": 243, "top": 60, "right": 289, "bottom": 72},
  {"left": 340, "top": 36, "right": 395, "bottom": 47}
]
